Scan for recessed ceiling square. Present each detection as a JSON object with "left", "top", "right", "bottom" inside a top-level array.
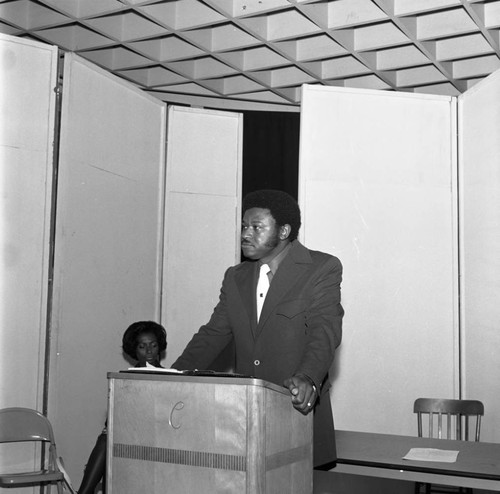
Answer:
[
  {"left": 0, "top": 0, "right": 68, "bottom": 30},
  {"left": 41, "top": 0, "right": 124, "bottom": 18},
  {"left": 276, "top": 34, "right": 347, "bottom": 62},
  {"left": 239, "top": 9, "right": 321, "bottom": 41},
  {"left": 182, "top": 23, "right": 260, "bottom": 52},
  {"left": 139, "top": 0, "right": 225, "bottom": 31},
  {"left": 127, "top": 35, "right": 204, "bottom": 62},
  {"left": 34, "top": 24, "right": 115, "bottom": 50},
  {"left": 85, "top": 11, "right": 165, "bottom": 42},
  {"left": 81, "top": 46, "right": 152, "bottom": 70}
]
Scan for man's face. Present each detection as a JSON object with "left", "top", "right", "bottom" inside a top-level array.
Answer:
[{"left": 241, "top": 207, "right": 281, "bottom": 262}]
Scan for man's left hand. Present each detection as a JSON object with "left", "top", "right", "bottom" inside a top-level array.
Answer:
[{"left": 283, "top": 374, "right": 317, "bottom": 415}]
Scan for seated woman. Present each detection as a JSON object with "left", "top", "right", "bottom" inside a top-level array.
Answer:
[{"left": 77, "top": 321, "right": 167, "bottom": 494}]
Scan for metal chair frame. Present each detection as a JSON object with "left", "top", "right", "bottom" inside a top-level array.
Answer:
[{"left": 0, "top": 407, "right": 70, "bottom": 493}]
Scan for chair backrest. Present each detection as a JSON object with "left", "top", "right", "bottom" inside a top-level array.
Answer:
[
  {"left": 0, "top": 407, "right": 74, "bottom": 494},
  {"left": 0, "top": 407, "right": 55, "bottom": 444},
  {"left": 413, "top": 398, "right": 484, "bottom": 441}
]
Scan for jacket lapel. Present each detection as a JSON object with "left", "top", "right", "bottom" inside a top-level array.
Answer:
[
  {"left": 235, "top": 261, "right": 259, "bottom": 337},
  {"left": 257, "top": 241, "right": 312, "bottom": 333}
]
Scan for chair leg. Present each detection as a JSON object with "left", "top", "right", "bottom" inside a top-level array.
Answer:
[
  {"left": 414, "top": 482, "right": 430, "bottom": 494},
  {"left": 415, "top": 483, "right": 431, "bottom": 494}
]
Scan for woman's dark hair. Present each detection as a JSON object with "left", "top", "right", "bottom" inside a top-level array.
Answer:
[
  {"left": 242, "top": 189, "right": 301, "bottom": 241},
  {"left": 122, "top": 321, "right": 167, "bottom": 360}
]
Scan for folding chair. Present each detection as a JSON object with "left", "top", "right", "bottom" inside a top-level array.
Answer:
[{"left": 0, "top": 407, "right": 76, "bottom": 493}]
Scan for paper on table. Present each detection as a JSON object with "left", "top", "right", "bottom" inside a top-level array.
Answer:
[
  {"left": 403, "top": 448, "right": 459, "bottom": 463},
  {"left": 126, "top": 366, "right": 184, "bottom": 373}
]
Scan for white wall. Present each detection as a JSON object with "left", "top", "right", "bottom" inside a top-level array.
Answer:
[
  {"left": 0, "top": 34, "right": 57, "bottom": 410},
  {"left": 162, "top": 106, "right": 242, "bottom": 367},
  {"left": 0, "top": 33, "right": 58, "bottom": 493},
  {"left": 49, "top": 54, "right": 167, "bottom": 486},
  {"left": 459, "top": 69, "right": 500, "bottom": 443},
  {"left": 299, "top": 85, "right": 459, "bottom": 436}
]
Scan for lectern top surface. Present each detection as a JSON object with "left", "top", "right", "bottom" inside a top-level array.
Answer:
[{"left": 108, "top": 370, "right": 289, "bottom": 395}]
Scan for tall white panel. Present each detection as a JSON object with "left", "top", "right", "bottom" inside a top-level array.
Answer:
[
  {"left": 459, "top": 69, "right": 500, "bottom": 443},
  {"left": 162, "top": 106, "right": 242, "bottom": 367},
  {"left": 299, "top": 85, "right": 458, "bottom": 435},
  {"left": 0, "top": 34, "right": 57, "bottom": 409},
  {"left": 0, "top": 33, "right": 57, "bottom": 489},
  {"left": 50, "top": 54, "right": 166, "bottom": 485}
]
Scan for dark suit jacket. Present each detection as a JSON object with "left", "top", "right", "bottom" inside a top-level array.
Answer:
[{"left": 173, "top": 240, "right": 344, "bottom": 467}]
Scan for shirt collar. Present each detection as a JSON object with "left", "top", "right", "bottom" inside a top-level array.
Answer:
[{"left": 262, "top": 241, "right": 292, "bottom": 276}]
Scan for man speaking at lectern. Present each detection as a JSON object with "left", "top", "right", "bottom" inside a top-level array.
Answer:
[{"left": 172, "top": 189, "right": 344, "bottom": 469}]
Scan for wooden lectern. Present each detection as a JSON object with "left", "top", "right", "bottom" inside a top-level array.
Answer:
[{"left": 107, "top": 371, "right": 313, "bottom": 493}]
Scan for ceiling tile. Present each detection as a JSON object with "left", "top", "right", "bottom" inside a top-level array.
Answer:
[
  {"left": 395, "top": 64, "right": 449, "bottom": 86},
  {"left": 2, "top": 0, "right": 500, "bottom": 106},
  {"left": 352, "top": 21, "right": 410, "bottom": 51},
  {"left": 451, "top": 53, "right": 500, "bottom": 78},
  {"left": 414, "top": 7, "right": 479, "bottom": 40},
  {"left": 276, "top": 34, "right": 347, "bottom": 61},
  {"left": 41, "top": 0, "right": 125, "bottom": 18},
  {"left": 34, "top": 24, "right": 116, "bottom": 51},
  {"left": 82, "top": 46, "right": 152, "bottom": 70},
  {"left": 435, "top": 32, "right": 493, "bottom": 60},
  {"left": 127, "top": 35, "right": 204, "bottom": 62},
  {"left": 230, "top": 89, "right": 293, "bottom": 104},
  {"left": 413, "top": 81, "right": 461, "bottom": 95},
  {"left": 0, "top": 20, "right": 22, "bottom": 35},
  {"left": 84, "top": 11, "right": 166, "bottom": 42},
  {"left": 394, "top": 0, "right": 461, "bottom": 16},
  {"left": 239, "top": 9, "right": 322, "bottom": 42},
  {"left": 150, "top": 81, "right": 221, "bottom": 96},
  {"left": 375, "top": 45, "right": 429, "bottom": 70},
  {"left": 214, "top": 0, "right": 291, "bottom": 18},
  {"left": 117, "top": 65, "right": 188, "bottom": 87},
  {"left": 335, "top": 73, "right": 392, "bottom": 90},
  {"left": 182, "top": 23, "right": 260, "bottom": 51},
  {"left": 303, "top": 55, "right": 372, "bottom": 79},
  {"left": 139, "top": 0, "right": 226, "bottom": 31},
  {"left": 251, "top": 65, "right": 316, "bottom": 87},
  {"left": 302, "top": 0, "right": 388, "bottom": 30},
  {"left": 483, "top": 1, "right": 500, "bottom": 28},
  {"left": 166, "top": 56, "right": 237, "bottom": 79},
  {"left": 217, "top": 46, "right": 289, "bottom": 71},
  {"left": 0, "top": 0, "right": 69, "bottom": 30},
  {"left": 201, "top": 74, "right": 264, "bottom": 95}
]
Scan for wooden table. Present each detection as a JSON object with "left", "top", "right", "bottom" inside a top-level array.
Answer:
[{"left": 324, "top": 430, "right": 500, "bottom": 491}]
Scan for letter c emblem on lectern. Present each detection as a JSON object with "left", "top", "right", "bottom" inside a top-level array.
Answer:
[{"left": 169, "top": 401, "right": 184, "bottom": 429}]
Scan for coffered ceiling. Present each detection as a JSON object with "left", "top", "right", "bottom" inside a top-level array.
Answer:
[{"left": 1, "top": 0, "right": 500, "bottom": 108}]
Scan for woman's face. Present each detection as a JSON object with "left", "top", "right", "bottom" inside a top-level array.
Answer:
[{"left": 135, "top": 331, "right": 161, "bottom": 366}]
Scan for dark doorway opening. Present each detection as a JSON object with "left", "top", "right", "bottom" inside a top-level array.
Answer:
[{"left": 242, "top": 110, "right": 300, "bottom": 200}]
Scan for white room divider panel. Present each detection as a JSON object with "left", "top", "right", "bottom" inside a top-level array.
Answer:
[
  {"left": 162, "top": 106, "right": 242, "bottom": 367},
  {"left": 50, "top": 54, "right": 166, "bottom": 485},
  {"left": 0, "top": 34, "right": 57, "bottom": 409},
  {"left": 459, "top": 69, "right": 500, "bottom": 443},
  {"left": 0, "top": 33, "right": 57, "bottom": 487},
  {"left": 299, "top": 85, "right": 459, "bottom": 436}
]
